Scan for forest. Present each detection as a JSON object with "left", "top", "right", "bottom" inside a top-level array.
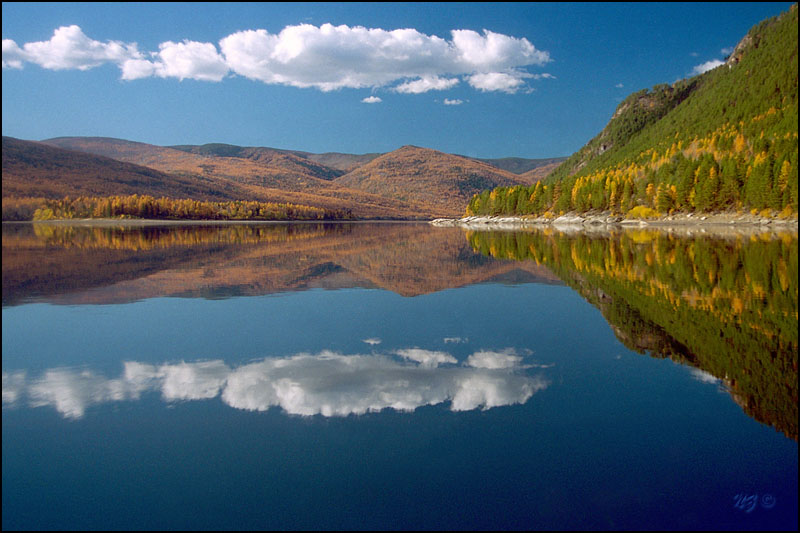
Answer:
[
  {"left": 2, "top": 194, "right": 352, "bottom": 222},
  {"left": 466, "top": 5, "right": 798, "bottom": 219}
]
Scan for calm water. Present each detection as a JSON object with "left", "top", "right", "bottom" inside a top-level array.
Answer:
[{"left": 2, "top": 222, "right": 797, "bottom": 530}]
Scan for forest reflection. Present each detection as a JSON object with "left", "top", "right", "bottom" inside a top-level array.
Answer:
[
  {"left": 467, "top": 227, "right": 798, "bottom": 440},
  {"left": 1, "top": 222, "right": 560, "bottom": 306}
]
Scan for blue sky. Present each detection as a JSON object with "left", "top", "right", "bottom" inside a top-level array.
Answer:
[{"left": 1, "top": 2, "right": 794, "bottom": 159}]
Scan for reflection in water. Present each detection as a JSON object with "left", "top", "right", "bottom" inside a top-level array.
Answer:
[
  {"left": 467, "top": 228, "right": 798, "bottom": 440},
  {"left": 2, "top": 349, "right": 548, "bottom": 419},
  {"left": 2, "top": 222, "right": 560, "bottom": 305}
]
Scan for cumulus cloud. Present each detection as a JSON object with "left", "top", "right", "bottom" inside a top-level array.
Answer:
[
  {"left": 2, "top": 371, "right": 26, "bottom": 404},
  {"left": 4, "top": 23, "right": 551, "bottom": 94},
  {"left": 466, "top": 349, "right": 524, "bottom": 369},
  {"left": 395, "top": 348, "right": 457, "bottom": 368},
  {"left": 2, "top": 25, "right": 141, "bottom": 71},
  {"left": 443, "top": 98, "right": 463, "bottom": 105},
  {"left": 467, "top": 71, "right": 528, "bottom": 93},
  {"left": 691, "top": 59, "right": 724, "bottom": 75},
  {"left": 394, "top": 76, "right": 459, "bottom": 94},
  {"left": 122, "top": 40, "right": 229, "bottom": 81},
  {"left": 361, "top": 96, "right": 382, "bottom": 104},
  {"left": 362, "top": 337, "right": 382, "bottom": 344},
  {"left": 5, "top": 349, "right": 549, "bottom": 418}
]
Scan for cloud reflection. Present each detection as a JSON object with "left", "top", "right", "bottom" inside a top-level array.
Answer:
[{"left": 3, "top": 349, "right": 549, "bottom": 419}]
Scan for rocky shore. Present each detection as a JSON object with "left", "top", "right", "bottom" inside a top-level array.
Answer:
[{"left": 431, "top": 212, "right": 799, "bottom": 235}]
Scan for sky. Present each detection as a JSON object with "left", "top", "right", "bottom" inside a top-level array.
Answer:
[{"left": 1, "top": 2, "right": 794, "bottom": 159}]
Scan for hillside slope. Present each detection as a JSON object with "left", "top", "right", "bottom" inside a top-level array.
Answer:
[
  {"left": 467, "top": 4, "right": 798, "bottom": 218},
  {"left": 2, "top": 137, "right": 244, "bottom": 201},
  {"left": 6, "top": 137, "right": 441, "bottom": 219},
  {"left": 336, "top": 145, "right": 527, "bottom": 215}
]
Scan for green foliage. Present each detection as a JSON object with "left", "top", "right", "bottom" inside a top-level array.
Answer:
[
  {"left": 467, "top": 5, "right": 798, "bottom": 218},
  {"left": 466, "top": 228, "right": 798, "bottom": 439}
]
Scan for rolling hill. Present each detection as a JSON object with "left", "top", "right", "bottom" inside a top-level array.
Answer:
[
  {"left": 335, "top": 145, "right": 528, "bottom": 213},
  {"left": 4, "top": 137, "right": 442, "bottom": 219},
  {"left": 1, "top": 136, "right": 243, "bottom": 201},
  {"left": 31, "top": 137, "right": 553, "bottom": 217}
]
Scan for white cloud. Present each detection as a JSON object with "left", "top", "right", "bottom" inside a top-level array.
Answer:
[
  {"left": 467, "top": 71, "right": 528, "bottom": 93},
  {"left": 691, "top": 59, "right": 724, "bottom": 75},
  {"left": 159, "top": 360, "right": 230, "bottom": 400},
  {"left": 443, "top": 98, "right": 463, "bottom": 105},
  {"left": 26, "top": 368, "right": 135, "bottom": 419},
  {"left": 394, "top": 76, "right": 460, "bottom": 94},
  {"left": 361, "top": 96, "right": 382, "bottom": 104},
  {"left": 7, "top": 349, "right": 549, "bottom": 418},
  {"left": 4, "top": 23, "right": 551, "bottom": 94},
  {"left": 2, "top": 371, "right": 26, "bottom": 404},
  {"left": 721, "top": 46, "right": 735, "bottom": 56},
  {"left": 395, "top": 348, "right": 457, "bottom": 368},
  {"left": 443, "top": 337, "right": 467, "bottom": 343},
  {"left": 466, "top": 349, "right": 524, "bottom": 369},
  {"left": 2, "top": 39, "right": 26, "bottom": 69},
  {"left": 615, "top": 83, "right": 624, "bottom": 88},
  {"left": 688, "top": 367, "right": 721, "bottom": 384},
  {"left": 362, "top": 337, "right": 382, "bottom": 344},
  {"left": 123, "top": 40, "right": 229, "bottom": 81},
  {"left": 2, "top": 25, "right": 141, "bottom": 71}
]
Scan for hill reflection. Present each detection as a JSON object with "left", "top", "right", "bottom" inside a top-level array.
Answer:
[
  {"left": 467, "top": 228, "right": 798, "bottom": 440},
  {"left": 2, "top": 222, "right": 560, "bottom": 306}
]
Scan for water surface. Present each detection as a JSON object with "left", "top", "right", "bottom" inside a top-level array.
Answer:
[{"left": 2, "top": 222, "right": 797, "bottom": 530}]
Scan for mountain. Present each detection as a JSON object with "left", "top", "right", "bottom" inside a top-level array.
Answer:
[
  {"left": 1, "top": 136, "right": 244, "bottom": 201},
  {"left": 462, "top": 156, "right": 567, "bottom": 176},
  {"left": 2, "top": 222, "right": 561, "bottom": 306},
  {"left": 467, "top": 4, "right": 798, "bottom": 218},
  {"left": 35, "top": 137, "right": 441, "bottom": 218},
  {"left": 335, "top": 145, "right": 528, "bottom": 215},
  {"left": 6, "top": 135, "right": 564, "bottom": 219}
]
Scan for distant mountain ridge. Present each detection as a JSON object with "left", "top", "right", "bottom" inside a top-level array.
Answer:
[{"left": 2, "top": 135, "right": 560, "bottom": 217}]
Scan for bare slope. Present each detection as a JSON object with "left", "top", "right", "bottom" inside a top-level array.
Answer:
[
  {"left": 335, "top": 145, "right": 527, "bottom": 216},
  {"left": 2, "top": 137, "right": 243, "bottom": 201},
  {"left": 39, "top": 137, "right": 441, "bottom": 218}
]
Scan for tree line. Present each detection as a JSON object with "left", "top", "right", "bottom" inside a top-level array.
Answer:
[{"left": 6, "top": 194, "right": 354, "bottom": 221}]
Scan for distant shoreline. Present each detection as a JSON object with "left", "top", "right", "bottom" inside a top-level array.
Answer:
[{"left": 431, "top": 212, "right": 799, "bottom": 235}]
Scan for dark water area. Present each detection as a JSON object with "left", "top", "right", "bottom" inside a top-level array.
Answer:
[{"left": 2, "top": 221, "right": 797, "bottom": 530}]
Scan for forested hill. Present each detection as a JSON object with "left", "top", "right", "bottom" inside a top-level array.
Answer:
[{"left": 467, "top": 4, "right": 798, "bottom": 219}]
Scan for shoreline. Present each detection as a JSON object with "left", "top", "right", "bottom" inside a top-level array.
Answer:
[
  {"left": 431, "top": 212, "right": 799, "bottom": 236},
  {"left": 2, "top": 218, "right": 427, "bottom": 227}
]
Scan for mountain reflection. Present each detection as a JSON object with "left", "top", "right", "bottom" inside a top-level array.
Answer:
[
  {"left": 2, "top": 349, "right": 548, "bottom": 419},
  {"left": 1, "top": 222, "right": 560, "bottom": 305},
  {"left": 467, "top": 227, "right": 798, "bottom": 440}
]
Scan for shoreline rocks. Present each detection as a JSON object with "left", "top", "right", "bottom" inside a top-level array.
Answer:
[{"left": 431, "top": 212, "right": 799, "bottom": 235}]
